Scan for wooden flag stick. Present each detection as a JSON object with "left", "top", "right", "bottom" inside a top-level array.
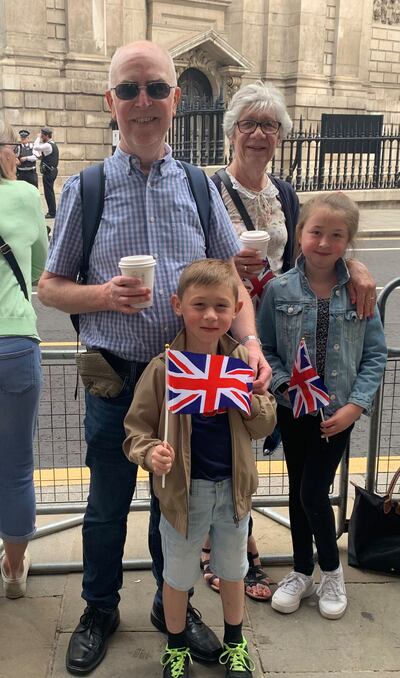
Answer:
[{"left": 162, "top": 344, "right": 170, "bottom": 489}]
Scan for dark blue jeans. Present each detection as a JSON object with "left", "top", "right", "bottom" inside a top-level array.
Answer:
[{"left": 82, "top": 360, "right": 162, "bottom": 610}]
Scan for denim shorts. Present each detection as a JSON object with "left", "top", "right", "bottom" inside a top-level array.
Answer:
[{"left": 160, "top": 477, "right": 249, "bottom": 591}]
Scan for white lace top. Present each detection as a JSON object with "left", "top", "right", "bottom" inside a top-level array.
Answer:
[{"left": 221, "top": 169, "right": 288, "bottom": 274}]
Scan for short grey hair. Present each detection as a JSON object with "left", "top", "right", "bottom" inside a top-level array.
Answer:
[{"left": 223, "top": 80, "right": 293, "bottom": 141}]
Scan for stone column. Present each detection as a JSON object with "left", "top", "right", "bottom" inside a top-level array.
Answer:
[{"left": 331, "top": 0, "right": 374, "bottom": 86}]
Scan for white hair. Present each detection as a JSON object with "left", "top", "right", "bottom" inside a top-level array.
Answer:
[{"left": 223, "top": 80, "right": 293, "bottom": 141}]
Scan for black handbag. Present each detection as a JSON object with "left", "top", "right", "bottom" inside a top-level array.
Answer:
[{"left": 348, "top": 467, "right": 400, "bottom": 575}]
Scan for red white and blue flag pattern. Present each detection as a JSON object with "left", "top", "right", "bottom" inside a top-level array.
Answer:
[
  {"left": 288, "top": 338, "right": 330, "bottom": 418},
  {"left": 166, "top": 349, "right": 254, "bottom": 415},
  {"left": 243, "top": 262, "right": 275, "bottom": 311}
]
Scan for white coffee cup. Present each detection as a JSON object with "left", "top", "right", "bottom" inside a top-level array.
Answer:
[
  {"left": 239, "top": 231, "right": 271, "bottom": 259},
  {"left": 118, "top": 255, "right": 157, "bottom": 308}
]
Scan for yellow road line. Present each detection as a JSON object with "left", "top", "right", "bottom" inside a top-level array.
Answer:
[
  {"left": 34, "top": 455, "right": 399, "bottom": 487},
  {"left": 40, "top": 342, "right": 81, "bottom": 346}
]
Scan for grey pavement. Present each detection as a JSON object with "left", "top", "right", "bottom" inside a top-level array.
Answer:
[
  {"left": 358, "top": 208, "right": 400, "bottom": 237},
  {"left": 1, "top": 504, "right": 399, "bottom": 678}
]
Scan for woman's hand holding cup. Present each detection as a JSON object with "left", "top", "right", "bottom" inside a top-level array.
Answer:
[{"left": 235, "top": 248, "right": 265, "bottom": 279}]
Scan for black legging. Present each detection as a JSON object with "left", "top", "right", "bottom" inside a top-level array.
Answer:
[{"left": 277, "top": 404, "right": 351, "bottom": 575}]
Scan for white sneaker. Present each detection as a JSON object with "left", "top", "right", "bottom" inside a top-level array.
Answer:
[
  {"left": 271, "top": 571, "right": 316, "bottom": 614},
  {"left": 1, "top": 551, "right": 31, "bottom": 599},
  {"left": 317, "top": 564, "right": 347, "bottom": 619}
]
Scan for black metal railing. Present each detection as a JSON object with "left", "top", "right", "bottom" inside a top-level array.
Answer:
[
  {"left": 168, "top": 95, "right": 226, "bottom": 166},
  {"left": 169, "top": 109, "right": 400, "bottom": 191}
]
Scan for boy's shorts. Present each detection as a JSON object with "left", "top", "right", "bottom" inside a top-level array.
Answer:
[{"left": 160, "top": 477, "right": 250, "bottom": 592}]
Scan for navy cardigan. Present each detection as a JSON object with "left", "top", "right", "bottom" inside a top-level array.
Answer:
[{"left": 211, "top": 172, "right": 299, "bottom": 273}]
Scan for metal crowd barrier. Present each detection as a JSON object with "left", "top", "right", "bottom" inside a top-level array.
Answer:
[
  {"left": 366, "top": 276, "right": 400, "bottom": 495},
  {"left": 19, "top": 335, "right": 353, "bottom": 573}
]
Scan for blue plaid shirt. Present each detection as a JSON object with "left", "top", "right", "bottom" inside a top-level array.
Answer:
[{"left": 46, "top": 146, "right": 240, "bottom": 361}]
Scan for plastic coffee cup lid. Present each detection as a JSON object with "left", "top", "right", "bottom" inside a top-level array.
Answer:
[
  {"left": 119, "top": 255, "right": 156, "bottom": 267},
  {"left": 239, "top": 231, "right": 270, "bottom": 241}
]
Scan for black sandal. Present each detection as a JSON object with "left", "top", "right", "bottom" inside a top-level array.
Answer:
[
  {"left": 200, "top": 548, "right": 220, "bottom": 594},
  {"left": 244, "top": 552, "right": 272, "bottom": 602}
]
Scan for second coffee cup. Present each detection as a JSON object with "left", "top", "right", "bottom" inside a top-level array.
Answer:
[
  {"left": 239, "top": 231, "right": 271, "bottom": 259},
  {"left": 118, "top": 255, "right": 156, "bottom": 308}
]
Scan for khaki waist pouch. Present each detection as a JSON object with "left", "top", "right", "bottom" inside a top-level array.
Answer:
[{"left": 76, "top": 350, "right": 124, "bottom": 398}]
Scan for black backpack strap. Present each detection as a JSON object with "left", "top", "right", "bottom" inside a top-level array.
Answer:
[
  {"left": 70, "top": 162, "right": 105, "bottom": 333},
  {"left": 216, "top": 168, "right": 255, "bottom": 231},
  {"left": 180, "top": 161, "right": 211, "bottom": 254},
  {"left": 78, "top": 162, "right": 105, "bottom": 284},
  {"left": 0, "top": 236, "right": 29, "bottom": 300}
]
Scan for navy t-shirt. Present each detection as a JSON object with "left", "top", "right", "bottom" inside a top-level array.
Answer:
[{"left": 190, "top": 411, "right": 232, "bottom": 481}]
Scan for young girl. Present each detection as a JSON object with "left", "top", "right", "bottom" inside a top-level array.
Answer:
[{"left": 258, "top": 193, "right": 387, "bottom": 620}]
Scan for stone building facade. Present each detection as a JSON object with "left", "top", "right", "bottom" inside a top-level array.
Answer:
[{"left": 1, "top": 0, "right": 399, "bottom": 179}]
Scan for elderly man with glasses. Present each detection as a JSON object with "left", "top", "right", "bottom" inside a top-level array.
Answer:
[{"left": 38, "top": 40, "right": 271, "bottom": 677}]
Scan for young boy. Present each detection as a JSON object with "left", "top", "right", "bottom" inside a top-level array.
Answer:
[{"left": 123, "top": 259, "right": 276, "bottom": 678}]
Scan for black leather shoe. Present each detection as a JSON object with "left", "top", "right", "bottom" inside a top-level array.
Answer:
[
  {"left": 151, "top": 602, "right": 222, "bottom": 664},
  {"left": 66, "top": 606, "right": 120, "bottom": 675},
  {"left": 45, "top": 213, "right": 55, "bottom": 219}
]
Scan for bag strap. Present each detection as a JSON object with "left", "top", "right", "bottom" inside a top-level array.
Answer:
[
  {"left": 0, "top": 236, "right": 29, "bottom": 300},
  {"left": 384, "top": 466, "right": 400, "bottom": 514},
  {"left": 180, "top": 161, "right": 211, "bottom": 254},
  {"left": 215, "top": 168, "right": 255, "bottom": 231},
  {"left": 70, "top": 162, "right": 105, "bottom": 333}
]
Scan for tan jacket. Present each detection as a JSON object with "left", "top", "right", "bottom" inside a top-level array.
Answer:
[{"left": 123, "top": 330, "right": 276, "bottom": 536}]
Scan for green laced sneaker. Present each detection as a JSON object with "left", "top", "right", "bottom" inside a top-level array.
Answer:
[
  {"left": 161, "top": 645, "right": 192, "bottom": 678},
  {"left": 219, "top": 638, "right": 255, "bottom": 676}
]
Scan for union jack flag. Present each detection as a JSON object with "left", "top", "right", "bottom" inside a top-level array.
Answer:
[
  {"left": 288, "top": 338, "right": 330, "bottom": 418},
  {"left": 166, "top": 349, "right": 254, "bottom": 415},
  {"left": 244, "top": 263, "right": 275, "bottom": 310}
]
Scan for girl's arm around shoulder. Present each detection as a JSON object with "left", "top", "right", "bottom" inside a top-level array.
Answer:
[
  {"left": 348, "top": 306, "right": 387, "bottom": 413},
  {"left": 123, "top": 355, "right": 165, "bottom": 470},
  {"left": 240, "top": 391, "right": 277, "bottom": 440}
]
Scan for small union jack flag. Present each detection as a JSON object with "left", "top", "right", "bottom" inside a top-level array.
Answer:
[
  {"left": 166, "top": 349, "right": 254, "bottom": 415},
  {"left": 288, "top": 338, "right": 330, "bottom": 418},
  {"left": 244, "top": 263, "right": 275, "bottom": 310}
]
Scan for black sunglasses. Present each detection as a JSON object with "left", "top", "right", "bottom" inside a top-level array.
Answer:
[
  {"left": 0, "top": 143, "right": 21, "bottom": 154},
  {"left": 111, "top": 81, "right": 175, "bottom": 101}
]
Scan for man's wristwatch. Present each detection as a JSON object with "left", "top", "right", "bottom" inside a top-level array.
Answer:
[{"left": 239, "top": 334, "right": 262, "bottom": 346}]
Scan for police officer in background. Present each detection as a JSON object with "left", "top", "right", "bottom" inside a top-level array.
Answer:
[
  {"left": 34, "top": 127, "right": 59, "bottom": 219},
  {"left": 16, "top": 130, "right": 38, "bottom": 188}
]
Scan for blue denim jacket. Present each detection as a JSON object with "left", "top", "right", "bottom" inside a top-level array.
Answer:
[{"left": 258, "top": 256, "right": 387, "bottom": 415}]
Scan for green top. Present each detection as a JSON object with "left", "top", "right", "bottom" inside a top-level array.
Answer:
[{"left": 0, "top": 179, "right": 48, "bottom": 340}]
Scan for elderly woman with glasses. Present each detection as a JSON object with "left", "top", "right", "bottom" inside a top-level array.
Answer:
[
  {"left": 0, "top": 121, "right": 48, "bottom": 598},
  {"left": 200, "top": 80, "right": 376, "bottom": 603}
]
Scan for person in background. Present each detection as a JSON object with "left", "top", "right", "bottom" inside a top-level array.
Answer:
[
  {"left": 124, "top": 259, "right": 277, "bottom": 678},
  {"left": 202, "top": 80, "right": 377, "bottom": 603},
  {"left": 259, "top": 193, "right": 387, "bottom": 620},
  {"left": 16, "top": 129, "right": 38, "bottom": 188},
  {"left": 34, "top": 127, "right": 59, "bottom": 218},
  {"left": 0, "top": 120, "right": 48, "bottom": 599},
  {"left": 37, "top": 40, "right": 270, "bottom": 676}
]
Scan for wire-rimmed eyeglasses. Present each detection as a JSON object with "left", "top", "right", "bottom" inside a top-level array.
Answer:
[
  {"left": 0, "top": 143, "right": 21, "bottom": 154},
  {"left": 236, "top": 120, "right": 281, "bottom": 135},
  {"left": 111, "top": 81, "right": 176, "bottom": 101}
]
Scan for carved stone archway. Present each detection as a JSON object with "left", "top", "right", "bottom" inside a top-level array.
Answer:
[{"left": 170, "top": 29, "right": 252, "bottom": 105}]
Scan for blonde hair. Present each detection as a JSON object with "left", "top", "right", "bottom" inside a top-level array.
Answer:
[
  {"left": 295, "top": 192, "right": 359, "bottom": 260},
  {"left": 0, "top": 120, "right": 17, "bottom": 180},
  {"left": 177, "top": 259, "right": 238, "bottom": 302}
]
